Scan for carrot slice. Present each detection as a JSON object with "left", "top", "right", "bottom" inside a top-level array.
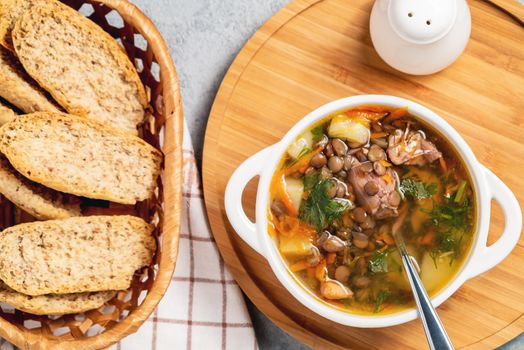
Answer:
[
  {"left": 354, "top": 105, "right": 392, "bottom": 113},
  {"left": 307, "top": 267, "right": 316, "bottom": 278},
  {"left": 277, "top": 174, "right": 298, "bottom": 217},
  {"left": 283, "top": 147, "right": 323, "bottom": 175},
  {"left": 346, "top": 110, "right": 386, "bottom": 122},
  {"left": 370, "top": 132, "right": 388, "bottom": 139},
  {"left": 326, "top": 252, "right": 336, "bottom": 265},
  {"left": 439, "top": 157, "right": 448, "bottom": 173},
  {"left": 290, "top": 260, "right": 309, "bottom": 272},
  {"left": 419, "top": 232, "right": 435, "bottom": 245},
  {"left": 383, "top": 107, "right": 408, "bottom": 123},
  {"left": 382, "top": 172, "right": 393, "bottom": 184}
]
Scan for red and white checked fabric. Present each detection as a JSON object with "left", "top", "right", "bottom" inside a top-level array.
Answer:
[
  {"left": 0, "top": 124, "right": 257, "bottom": 350},
  {"left": 113, "top": 124, "right": 258, "bottom": 349}
]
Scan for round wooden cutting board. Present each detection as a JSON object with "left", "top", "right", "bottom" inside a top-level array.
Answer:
[{"left": 202, "top": 0, "right": 524, "bottom": 349}]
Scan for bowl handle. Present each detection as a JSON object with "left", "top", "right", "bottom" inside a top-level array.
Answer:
[
  {"left": 224, "top": 146, "right": 276, "bottom": 257},
  {"left": 466, "top": 167, "right": 522, "bottom": 279}
]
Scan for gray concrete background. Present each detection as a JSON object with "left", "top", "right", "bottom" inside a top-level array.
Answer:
[{"left": 130, "top": 0, "right": 523, "bottom": 349}]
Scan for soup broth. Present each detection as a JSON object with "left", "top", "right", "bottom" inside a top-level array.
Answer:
[{"left": 268, "top": 105, "right": 476, "bottom": 314}]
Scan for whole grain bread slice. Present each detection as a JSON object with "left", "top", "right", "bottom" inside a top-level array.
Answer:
[
  {"left": 12, "top": 1, "right": 148, "bottom": 133},
  {"left": 0, "top": 215, "right": 156, "bottom": 296},
  {"left": 0, "top": 155, "right": 81, "bottom": 220},
  {"left": 0, "top": 47, "right": 60, "bottom": 113},
  {"left": 0, "top": 112, "right": 163, "bottom": 205},
  {"left": 0, "top": 281, "right": 117, "bottom": 316},
  {"left": 0, "top": 0, "right": 45, "bottom": 51},
  {"left": 0, "top": 101, "right": 16, "bottom": 126}
]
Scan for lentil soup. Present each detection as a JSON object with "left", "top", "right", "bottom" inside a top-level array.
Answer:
[{"left": 268, "top": 105, "right": 476, "bottom": 314}]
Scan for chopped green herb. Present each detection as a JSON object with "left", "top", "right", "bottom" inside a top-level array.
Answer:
[
  {"left": 369, "top": 250, "right": 389, "bottom": 273},
  {"left": 438, "top": 232, "right": 456, "bottom": 252},
  {"left": 311, "top": 125, "right": 324, "bottom": 143},
  {"left": 299, "top": 179, "right": 353, "bottom": 231},
  {"left": 399, "top": 179, "right": 437, "bottom": 199},
  {"left": 429, "top": 232, "right": 458, "bottom": 267},
  {"left": 423, "top": 197, "right": 472, "bottom": 266},
  {"left": 374, "top": 289, "right": 390, "bottom": 313},
  {"left": 303, "top": 170, "right": 321, "bottom": 191},
  {"left": 325, "top": 199, "right": 352, "bottom": 223},
  {"left": 429, "top": 232, "right": 461, "bottom": 268},
  {"left": 454, "top": 180, "right": 467, "bottom": 203},
  {"left": 429, "top": 250, "right": 440, "bottom": 269},
  {"left": 421, "top": 197, "right": 471, "bottom": 231}
]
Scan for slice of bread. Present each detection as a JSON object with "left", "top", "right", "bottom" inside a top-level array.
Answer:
[
  {"left": 0, "top": 215, "right": 156, "bottom": 296},
  {"left": 0, "top": 0, "right": 44, "bottom": 51},
  {"left": 12, "top": 1, "right": 148, "bottom": 133},
  {"left": 0, "top": 281, "right": 117, "bottom": 316},
  {"left": 0, "top": 101, "right": 16, "bottom": 126},
  {"left": 0, "top": 47, "right": 60, "bottom": 113},
  {"left": 0, "top": 112, "right": 163, "bottom": 204},
  {"left": 0, "top": 155, "right": 81, "bottom": 220}
]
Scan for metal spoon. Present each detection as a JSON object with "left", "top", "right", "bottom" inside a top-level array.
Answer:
[{"left": 392, "top": 208, "right": 454, "bottom": 350}]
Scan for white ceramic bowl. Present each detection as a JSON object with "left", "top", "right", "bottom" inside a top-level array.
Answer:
[{"left": 224, "top": 95, "right": 522, "bottom": 328}]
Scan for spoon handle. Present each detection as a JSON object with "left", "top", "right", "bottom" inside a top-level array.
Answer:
[{"left": 400, "top": 252, "right": 455, "bottom": 350}]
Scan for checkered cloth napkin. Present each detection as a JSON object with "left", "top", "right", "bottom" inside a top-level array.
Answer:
[
  {"left": 113, "top": 124, "right": 258, "bottom": 349},
  {"left": 0, "top": 124, "right": 257, "bottom": 350}
]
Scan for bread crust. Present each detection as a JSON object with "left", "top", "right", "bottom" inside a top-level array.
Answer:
[
  {"left": 0, "top": 101, "right": 16, "bottom": 126},
  {"left": 0, "top": 155, "right": 81, "bottom": 220},
  {"left": 0, "top": 215, "right": 156, "bottom": 296},
  {"left": 0, "top": 0, "right": 44, "bottom": 51},
  {"left": 0, "top": 281, "right": 117, "bottom": 315},
  {"left": 12, "top": 1, "right": 148, "bottom": 133},
  {"left": 0, "top": 112, "right": 163, "bottom": 204},
  {"left": 0, "top": 46, "right": 60, "bottom": 113}
]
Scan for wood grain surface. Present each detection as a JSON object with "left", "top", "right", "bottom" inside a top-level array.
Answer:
[{"left": 203, "top": 0, "right": 524, "bottom": 349}]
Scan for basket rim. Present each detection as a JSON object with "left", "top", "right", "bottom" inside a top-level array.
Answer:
[{"left": 0, "top": 0, "right": 183, "bottom": 349}]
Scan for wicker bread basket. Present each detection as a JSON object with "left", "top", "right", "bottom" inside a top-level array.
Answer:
[{"left": 0, "top": 0, "right": 183, "bottom": 349}]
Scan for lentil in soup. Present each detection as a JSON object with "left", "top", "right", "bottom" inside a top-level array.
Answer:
[{"left": 268, "top": 105, "right": 475, "bottom": 314}]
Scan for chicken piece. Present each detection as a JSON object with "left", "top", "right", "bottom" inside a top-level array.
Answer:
[
  {"left": 348, "top": 161, "right": 399, "bottom": 218},
  {"left": 419, "top": 139, "right": 442, "bottom": 163},
  {"left": 387, "top": 128, "right": 442, "bottom": 166}
]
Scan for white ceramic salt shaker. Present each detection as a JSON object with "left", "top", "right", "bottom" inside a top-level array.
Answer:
[{"left": 370, "top": 0, "right": 471, "bottom": 75}]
